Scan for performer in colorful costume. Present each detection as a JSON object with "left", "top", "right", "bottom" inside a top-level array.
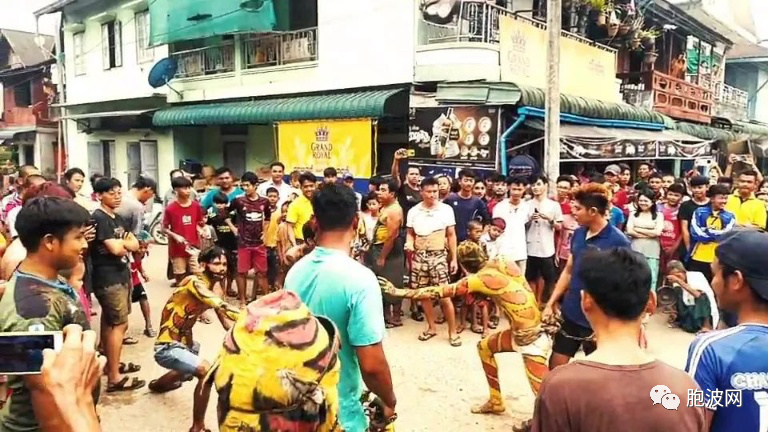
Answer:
[
  {"left": 379, "top": 241, "right": 551, "bottom": 417},
  {"left": 200, "top": 289, "right": 342, "bottom": 432}
]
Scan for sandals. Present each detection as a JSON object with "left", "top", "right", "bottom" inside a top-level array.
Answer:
[
  {"left": 144, "top": 328, "right": 157, "bottom": 338},
  {"left": 435, "top": 316, "right": 446, "bottom": 325},
  {"left": 471, "top": 324, "right": 484, "bottom": 334},
  {"left": 449, "top": 336, "right": 462, "bottom": 347},
  {"left": 489, "top": 316, "right": 500, "bottom": 329},
  {"left": 107, "top": 376, "right": 146, "bottom": 393},
  {"left": 148, "top": 379, "right": 182, "bottom": 394},
  {"left": 410, "top": 310, "right": 424, "bottom": 322},
  {"left": 385, "top": 321, "right": 403, "bottom": 329},
  {"left": 418, "top": 331, "right": 437, "bottom": 341},
  {"left": 118, "top": 362, "right": 141, "bottom": 374},
  {"left": 123, "top": 336, "right": 139, "bottom": 345}
]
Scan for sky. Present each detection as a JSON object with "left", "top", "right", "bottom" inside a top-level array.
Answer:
[{"left": 0, "top": 0, "right": 58, "bottom": 35}]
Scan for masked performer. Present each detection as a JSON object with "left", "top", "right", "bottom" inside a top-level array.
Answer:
[
  {"left": 149, "top": 247, "right": 240, "bottom": 429},
  {"left": 195, "top": 290, "right": 342, "bottom": 432},
  {"left": 379, "top": 241, "right": 551, "bottom": 419}
]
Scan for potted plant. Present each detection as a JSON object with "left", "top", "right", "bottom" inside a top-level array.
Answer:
[
  {"left": 587, "top": 0, "right": 608, "bottom": 26},
  {"left": 644, "top": 50, "right": 659, "bottom": 64},
  {"left": 639, "top": 28, "right": 660, "bottom": 50},
  {"left": 629, "top": 32, "right": 642, "bottom": 50}
]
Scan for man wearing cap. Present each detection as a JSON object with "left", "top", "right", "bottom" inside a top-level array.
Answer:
[
  {"left": 342, "top": 172, "right": 362, "bottom": 209},
  {"left": 685, "top": 228, "right": 768, "bottom": 432},
  {"left": 604, "top": 164, "right": 629, "bottom": 214}
]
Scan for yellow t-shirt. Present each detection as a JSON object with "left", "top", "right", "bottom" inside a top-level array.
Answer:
[
  {"left": 264, "top": 209, "right": 280, "bottom": 248},
  {"left": 691, "top": 214, "right": 722, "bottom": 264},
  {"left": 725, "top": 194, "right": 767, "bottom": 228},
  {"left": 286, "top": 195, "right": 313, "bottom": 240}
]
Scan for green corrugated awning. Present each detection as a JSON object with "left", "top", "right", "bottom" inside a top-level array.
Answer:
[
  {"left": 672, "top": 122, "right": 736, "bottom": 142},
  {"left": 436, "top": 82, "right": 676, "bottom": 128},
  {"left": 152, "top": 88, "right": 408, "bottom": 127}
]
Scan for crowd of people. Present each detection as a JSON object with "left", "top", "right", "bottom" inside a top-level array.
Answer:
[{"left": 0, "top": 147, "right": 765, "bottom": 432}]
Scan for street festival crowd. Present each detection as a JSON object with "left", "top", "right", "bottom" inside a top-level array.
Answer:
[{"left": 0, "top": 148, "right": 765, "bottom": 432}]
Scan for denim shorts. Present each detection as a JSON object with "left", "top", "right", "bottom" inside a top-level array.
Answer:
[{"left": 154, "top": 341, "right": 201, "bottom": 376}]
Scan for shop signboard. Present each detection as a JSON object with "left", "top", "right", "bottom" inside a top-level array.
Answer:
[
  {"left": 277, "top": 119, "right": 373, "bottom": 178},
  {"left": 408, "top": 106, "right": 499, "bottom": 167},
  {"left": 560, "top": 139, "right": 712, "bottom": 161},
  {"left": 499, "top": 15, "right": 618, "bottom": 103}
]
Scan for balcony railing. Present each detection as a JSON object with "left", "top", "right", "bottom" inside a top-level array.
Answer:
[
  {"left": 420, "top": 1, "right": 612, "bottom": 52},
  {"left": 713, "top": 82, "right": 749, "bottom": 120},
  {"left": 243, "top": 28, "right": 317, "bottom": 69},
  {"left": 172, "top": 42, "right": 235, "bottom": 78},
  {"left": 618, "top": 70, "right": 713, "bottom": 124}
]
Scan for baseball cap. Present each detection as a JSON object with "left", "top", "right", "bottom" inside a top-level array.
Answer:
[
  {"left": 715, "top": 228, "right": 768, "bottom": 301},
  {"left": 604, "top": 164, "right": 621, "bottom": 176},
  {"left": 342, "top": 172, "right": 354, "bottom": 181}
]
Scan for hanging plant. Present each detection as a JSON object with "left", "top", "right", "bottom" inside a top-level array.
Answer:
[
  {"left": 638, "top": 28, "right": 661, "bottom": 50},
  {"left": 629, "top": 34, "right": 642, "bottom": 50}
]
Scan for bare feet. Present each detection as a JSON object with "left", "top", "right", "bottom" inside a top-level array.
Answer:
[{"left": 471, "top": 399, "right": 505, "bottom": 414}]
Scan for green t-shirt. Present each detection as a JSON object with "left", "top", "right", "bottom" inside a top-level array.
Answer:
[{"left": 0, "top": 271, "right": 90, "bottom": 432}]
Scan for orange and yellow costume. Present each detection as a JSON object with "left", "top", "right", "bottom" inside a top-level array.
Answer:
[{"left": 379, "top": 242, "right": 550, "bottom": 414}]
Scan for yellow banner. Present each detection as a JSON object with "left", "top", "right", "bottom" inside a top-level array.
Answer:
[
  {"left": 277, "top": 119, "right": 373, "bottom": 178},
  {"left": 499, "top": 15, "right": 618, "bottom": 103}
]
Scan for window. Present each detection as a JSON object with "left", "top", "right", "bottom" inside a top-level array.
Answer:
[
  {"left": 101, "top": 21, "right": 122, "bottom": 70},
  {"left": 13, "top": 80, "right": 32, "bottom": 107},
  {"left": 73, "top": 32, "right": 85, "bottom": 75},
  {"left": 135, "top": 10, "right": 153, "bottom": 64}
]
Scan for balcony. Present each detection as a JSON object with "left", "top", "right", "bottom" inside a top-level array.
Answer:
[
  {"left": 170, "top": 28, "right": 318, "bottom": 80},
  {"left": 618, "top": 70, "right": 713, "bottom": 124},
  {"left": 0, "top": 106, "right": 54, "bottom": 127},
  {"left": 415, "top": 2, "right": 508, "bottom": 83},
  {"left": 242, "top": 28, "right": 318, "bottom": 70},
  {"left": 712, "top": 82, "right": 749, "bottom": 121},
  {"left": 172, "top": 42, "right": 236, "bottom": 78}
]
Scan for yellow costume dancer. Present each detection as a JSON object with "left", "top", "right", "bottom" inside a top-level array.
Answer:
[
  {"left": 379, "top": 241, "right": 551, "bottom": 415},
  {"left": 206, "top": 290, "right": 342, "bottom": 431}
]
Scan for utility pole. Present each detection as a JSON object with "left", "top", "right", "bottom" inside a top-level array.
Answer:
[{"left": 545, "top": 0, "right": 562, "bottom": 194}]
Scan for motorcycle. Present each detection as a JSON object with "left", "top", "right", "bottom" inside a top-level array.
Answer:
[{"left": 144, "top": 199, "right": 167, "bottom": 245}]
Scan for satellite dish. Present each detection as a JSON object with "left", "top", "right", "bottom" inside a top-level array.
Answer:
[{"left": 148, "top": 57, "right": 182, "bottom": 99}]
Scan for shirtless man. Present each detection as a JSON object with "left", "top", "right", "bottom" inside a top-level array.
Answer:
[
  {"left": 372, "top": 179, "right": 405, "bottom": 326},
  {"left": 378, "top": 241, "right": 551, "bottom": 429},
  {"left": 148, "top": 247, "right": 240, "bottom": 431}
]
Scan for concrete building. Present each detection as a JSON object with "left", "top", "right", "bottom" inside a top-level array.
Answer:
[{"left": 0, "top": 29, "right": 58, "bottom": 175}]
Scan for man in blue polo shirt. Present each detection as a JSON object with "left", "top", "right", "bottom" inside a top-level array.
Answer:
[
  {"left": 685, "top": 228, "right": 768, "bottom": 432},
  {"left": 543, "top": 183, "right": 631, "bottom": 370}
]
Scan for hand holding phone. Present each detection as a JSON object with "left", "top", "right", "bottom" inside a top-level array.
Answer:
[{"left": 0, "top": 331, "right": 63, "bottom": 375}]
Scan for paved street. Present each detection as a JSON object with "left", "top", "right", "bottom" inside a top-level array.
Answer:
[{"left": 97, "top": 246, "right": 696, "bottom": 431}]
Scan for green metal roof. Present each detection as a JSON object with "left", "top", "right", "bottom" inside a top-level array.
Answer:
[
  {"left": 436, "top": 82, "right": 675, "bottom": 128},
  {"left": 672, "top": 122, "right": 735, "bottom": 142},
  {"left": 152, "top": 88, "right": 407, "bottom": 127}
]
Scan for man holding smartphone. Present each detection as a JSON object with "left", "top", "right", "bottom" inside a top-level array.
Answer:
[{"left": 90, "top": 178, "right": 144, "bottom": 393}]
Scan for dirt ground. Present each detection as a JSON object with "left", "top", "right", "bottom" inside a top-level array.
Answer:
[{"left": 96, "top": 246, "right": 695, "bottom": 432}]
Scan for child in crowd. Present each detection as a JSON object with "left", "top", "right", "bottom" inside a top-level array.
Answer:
[
  {"left": 460, "top": 220, "right": 491, "bottom": 336},
  {"left": 263, "top": 187, "right": 281, "bottom": 292},
  {"left": 480, "top": 218, "right": 505, "bottom": 327},
  {"left": 62, "top": 260, "right": 90, "bottom": 319},
  {"left": 275, "top": 200, "right": 293, "bottom": 288},
  {"left": 207, "top": 191, "right": 238, "bottom": 297},
  {"left": 131, "top": 233, "right": 156, "bottom": 337},
  {"left": 481, "top": 217, "right": 505, "bottom": 259},
  {"left": 606, "top": 189, "right": 625, "bottom": 230},
  {"left": 284, "top": 218, "right": 317, "bottom": 271}
]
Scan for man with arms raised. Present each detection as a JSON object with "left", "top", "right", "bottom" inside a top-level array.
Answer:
[
  {"left": 286, "top": 184, "right": 396, "bottom": 432},
  {"left": 685, "top": 228, "right": 768, "bottom": 432},
  {"left": 543, "top": 184, "right": 631, "bottom": 370},
  {"left": 531, "top": 248, "right": 706, "bottom": 431}
]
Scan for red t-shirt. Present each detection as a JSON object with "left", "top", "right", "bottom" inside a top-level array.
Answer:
[
  {"left": 657, "top": 203, "right": 682, "bottom": 251},
  {"left": 163, "top": 200, "right": 204, "bottom": 258}
]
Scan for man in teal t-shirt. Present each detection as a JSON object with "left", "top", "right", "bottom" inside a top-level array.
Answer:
[
  {"left": 285, "top": 184, "right": 396, "bottom": 432},
  {"left": 199, "top": 167, "right": 244, "bottom": 210}
]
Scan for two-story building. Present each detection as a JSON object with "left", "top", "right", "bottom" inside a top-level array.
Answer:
[
  {"left": 0, "top": 29, "right": 58, "bottom": 175},
  {"left": 35, "top": 0, "right": 171, "bottom": 192}
]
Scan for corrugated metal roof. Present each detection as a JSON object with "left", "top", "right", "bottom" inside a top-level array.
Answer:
[
  {"left": 152, "top": 88, "right": 407, "bottom": 127},
  {"left": 0, "top": 29, "right": 55, "bottom": 68}
]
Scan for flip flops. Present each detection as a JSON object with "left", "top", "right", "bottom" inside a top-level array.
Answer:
[
  {"left": 418, "top": 331, "right": 437, "bottom": 341},
  {"left": 148, "top": 379, "right": 183, "bottom": 394}
]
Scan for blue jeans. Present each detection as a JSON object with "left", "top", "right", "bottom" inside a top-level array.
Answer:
[{"left": 154, "top": 341, "right": 201, "bottom": 376}]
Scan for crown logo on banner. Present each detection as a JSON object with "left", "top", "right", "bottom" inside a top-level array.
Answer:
[{"left": 315, "top": 126, "right": 330, "bottom": 142}]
